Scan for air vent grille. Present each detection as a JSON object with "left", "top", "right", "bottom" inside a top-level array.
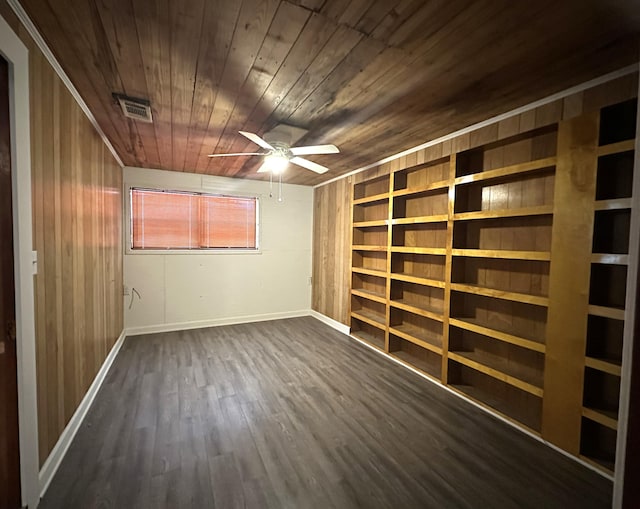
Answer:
[{"left": 113, "top": 93, "right": 153, "bottom": 123}]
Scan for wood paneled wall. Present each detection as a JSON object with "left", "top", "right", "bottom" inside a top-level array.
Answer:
[
  {"left": 0, "top": 5, "right": 124, "bottom": 465},
  {"left": 312, "top": 177, "right": 351, "bottom": 324},
  {"left": 313, "top": 72, "right": 639, "bottom": 326}
]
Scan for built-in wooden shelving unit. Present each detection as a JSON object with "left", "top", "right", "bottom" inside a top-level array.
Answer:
[{"left": 349, "top": 98, "right": 638, "bottom": 475}]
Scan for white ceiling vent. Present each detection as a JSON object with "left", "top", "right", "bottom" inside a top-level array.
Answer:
[{"left": 113, "top": 93, "right": 153, "bottom": 123}]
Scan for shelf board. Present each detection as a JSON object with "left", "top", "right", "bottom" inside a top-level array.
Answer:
[
  {"left": 455, "top": 156, "right": 556, "bottom": 186},
  {"left": 391, "top": 215, "right": 448, "bottom": 225},
  {"left": 582, "top": 407, "right": 618, "bottom": 431},
  {"left": 389, "top": 323, "right": 443, "bottom": 353},
  {"left": 448, "top": 351, "right": 543, "bottom": 397},
  {"left": 390, "top": 273, "right": 446, "bottom": 288},
  {"left": 390, "top": 300, "right": 444, "bottom": 322},
  {"left": 350, "top": 330, "right": 385, "bottom": 352},
  {"left": 352, "top": 245, "right": 387, "bottom": 252},
  {"left": 453, "top": 205, "right": 553, "bottom": 221},
  {"left": 351, "top": 288, "right": 387, "bottom": 305},
  {"left": 594, "top": 198, "right": 632, "bottom": 211},
  {"left": 450, "top": 283, "right": 549, "bottom": 307},
  {"left": 597, "top": 139, "right": 635, "bottom": 157},
  {"left": 353, "top": 219, "right": 388, "bottom": 228},
  {"left": 392, "top": 247, "right": 447, "bottom": 255},
  {"left": 353, "top": 193, "right": 388, "bottom": 205},
  {"left": 578, "top": 455, "right": 614, "bottom": 477},
  {"left": 591, "top": 253, "right": 629, "bottom": 265},
  {"left": 351, "top": 310, "right": 387, "bottom": 330},
  {"left": 352, "top": 267, "right": 387, "bottom": 278},
  {"left": 585, "top": 356, "right": 622, "bottom": 377},
  {"left": 391, "top": 350, "right": 441, "bottom": 380},
  {"left": 588, "top": 305, "right": 625, "bottom": 321},
  {"left": 393, "top": 180, "right": 450, "bottom": 198},
  {"left": 447, "top": 384, "right": 541, "bottom": 435},
  {"left": 449, "top": 317, "right": 546, "bottom": 353},
  {"left": 451, "top": 249, "right": 551, "bottom": 261}
]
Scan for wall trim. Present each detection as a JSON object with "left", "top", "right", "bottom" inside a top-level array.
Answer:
[
  {"left": 309, "top": 310, "right": 350, "bottom": 335},
  {"left": 39, "top": 329, "right": 127, "bottom": 497},
  {"left": 1, "top": 11, "right": 40, "bottom": 509},
  {"left": 7, "top": 0, "right": 124, "bottom": 169},
  {"left": 315, "top": 64, "right": 640, "bottom": 189},
  {"left": 125, "top": 310, "right": 311, "bottom": 336},
  {"left": 612, "top": 64, "right": 640, "bottom": 509}
]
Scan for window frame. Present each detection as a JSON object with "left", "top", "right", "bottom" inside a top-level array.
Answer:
[{"left": 125, "top": 185, "right": 261, "bottom": 255}]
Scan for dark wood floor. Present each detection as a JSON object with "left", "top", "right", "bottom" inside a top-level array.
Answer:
[{"left": 40, "top": 317, "right": 611, "bottom": 509}]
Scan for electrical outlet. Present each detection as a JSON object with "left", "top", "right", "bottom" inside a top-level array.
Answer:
[
  {"left": 308, "top": 276, "right": 313, "bottom": 286},
  {"left": 123, "top": 285, "right": 130, "bottom": 296}
]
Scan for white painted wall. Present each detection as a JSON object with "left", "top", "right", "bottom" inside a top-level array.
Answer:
[{"left": 123, "top": 166, "right": 314, "bottom": 332}]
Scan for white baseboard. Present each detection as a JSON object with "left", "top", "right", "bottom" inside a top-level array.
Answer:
[
  {"left": 38, "top": 329, "right": 127, "bottom": 496},
  {"left": 125, "top": 309, "right": 311, "bottom": 336},
  {"left": 308, "top": 310, "right": 350, "bottom": 335}
]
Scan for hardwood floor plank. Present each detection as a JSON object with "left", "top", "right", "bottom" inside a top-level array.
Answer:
[{"left": 39, "top": 317, "right": 611, "bottom": 508}]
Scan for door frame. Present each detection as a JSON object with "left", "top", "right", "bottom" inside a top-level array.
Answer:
[{"left": 0, "top": 13, "right": 39, "bottom": 509}]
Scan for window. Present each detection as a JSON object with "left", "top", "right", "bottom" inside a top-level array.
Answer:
[{"left": 130, "top": 188, "right": 258, "bottom": 250}]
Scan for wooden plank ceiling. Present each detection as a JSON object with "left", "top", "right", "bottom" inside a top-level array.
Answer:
[{"left": 17, "top": 0, "right": 640, "bottom": 185}]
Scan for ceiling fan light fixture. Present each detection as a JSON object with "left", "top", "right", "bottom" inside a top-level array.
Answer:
[{"left": 264, "top": 153, "right": 289, "bottom": 174}]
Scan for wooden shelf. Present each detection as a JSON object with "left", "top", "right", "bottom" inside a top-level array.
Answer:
[
  {"left": 389, "top": 323, "right": 442, "bottom": 352},
  {"left": 591, "top": 253, "right": 629, "bottom": 265},
  {"left": 447, "top": 383, "right": 541, "bottom": 435},
  {"left": 449, "top": 318, "right": 546, "bottom": 353},
  {"left": 453, "top": 205, "right": 553, "bottom": 221},
  {"left": 594, "top": 198, "right": 632, "bottom": 211},
  {"left": 451, "top": 249, "right": 551, "bottom": 261},
  {"left": 455, "top": 157, "right": 556, "bottom": 186},
  {"left": 353, "top": 219, "right": 388, "bottom": 228},
  {"left": 352, "top": 267, "right": 387, "bottom": 278},
  {"left": 390, "top": 273, "right": 445, "bottom": 288},
  {"left": 353, "top": 193, "right": 388, "bottom": 205},
  {"left": 393, "top": 180, "right": 450, "bottom": 198},
  {"left": 578, "top": 455, "right": 615, "bottom": 476},
  {"left": 448, "top": 351, "right": 543, "bottom": 397},
  {"left": 450, "top": 283, "right": 548, "bottom": 307},
  {"left": 350, "top": 330, "right": 385, "bottom": 351},
  {"left": 391, "top": 215, "right": 448, "bottom": 225},
  {"left": 351, "top": 310, "right": 386, "bottom": 329},
  {"left": 390, "top": 300, "right": 443, "bottom": 322},
  {"left": 389, "top": 327, "right": 442, "bottom": 355},
  {"left": 582, "top": 407, "right": 618, "bottom": 431},
  {"left": 351, "top": 288, "right": 386, "bottom": 305},
  {"left": 392, "top": 247, "right": 447, "bottom": 255},
  {"left": 585, "top": 356, "right": 622, "bottom": 377},
  {"left": 596, "top": 139, "right": 635, "bottom": 157},
  {"left": 352, "top": 245, "right": 387, "bottom": 252},
  {"left": 588, "top": 305, "right": 625, "bottom": 321},
  {"left": 391, "top": 350, "right": 441, "bottom": 380}
]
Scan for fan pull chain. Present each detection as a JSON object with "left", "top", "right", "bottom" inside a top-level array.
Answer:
[
  {"left": 278, "top": 172, "right": 283, "bottom": 202},
  {"left": 269, "top": 171, "right": 273, "bottom": 198}
]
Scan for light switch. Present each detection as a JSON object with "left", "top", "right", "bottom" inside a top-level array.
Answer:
[{"left": 32, "top": 250, "right": 38, "bottom": 275}]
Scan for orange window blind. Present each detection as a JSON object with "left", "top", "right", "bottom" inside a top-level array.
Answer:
[{"left": 131, "top": 188, "right": 258, "bottom": 250}]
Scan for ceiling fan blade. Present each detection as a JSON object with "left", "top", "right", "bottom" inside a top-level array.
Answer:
[
  {"left": 289, "top": 144, "right": 340, "bottom": 156},
  {"left": 207, "top": 152, "right": 263, "bottom": 157},
  {"left": 239, "top": 131, "right": 274, "bottom": 150},
  {"left": 290, "top": 156, "right": 329, "bottom": 174}
]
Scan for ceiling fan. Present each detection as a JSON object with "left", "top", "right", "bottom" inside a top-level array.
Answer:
[{"left": 208, "top": 129, "right": 339, "bottom": 175}]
